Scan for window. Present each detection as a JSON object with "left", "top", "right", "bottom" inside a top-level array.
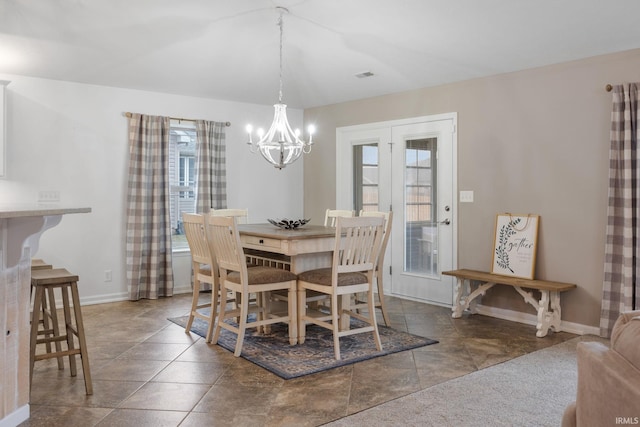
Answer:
[
  {"left": 169, "top": 123, "right": 197, "bottom": 250},
  {"left": 405, "top": 137, "right": 437, "bottom": 274},
  {"left": 353, "top": 144, "right": 379, "bottom": 213},
  {"left": 405, "top": 138, "right": 436, "bottom": 223}
]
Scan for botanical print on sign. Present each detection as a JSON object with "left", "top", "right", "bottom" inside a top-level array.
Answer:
[{"left": 491, "top": 214, "right": 539, "bottom": 279}]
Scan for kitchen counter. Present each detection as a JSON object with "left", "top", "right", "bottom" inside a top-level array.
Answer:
[{"left": 0, "top": 205, "right": 91, "bottom": 427}]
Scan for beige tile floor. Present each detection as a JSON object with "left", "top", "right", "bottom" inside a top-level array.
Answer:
[{"left": 22, "top": 293, "right": 576, "bottom": 427}]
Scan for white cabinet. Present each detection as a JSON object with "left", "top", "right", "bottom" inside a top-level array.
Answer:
[{"left": 0, "top": 80, "right": 9, "bottom": 177}]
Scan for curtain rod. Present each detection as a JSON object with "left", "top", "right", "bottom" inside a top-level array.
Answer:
[
  {"left": 124, "top": 111, "right": 230, "bottom": 126},
  {"left": 605, "top": 84, "right": 613, "bottom": 92}
]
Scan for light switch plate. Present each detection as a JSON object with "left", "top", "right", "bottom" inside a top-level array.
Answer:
[
  {"left": 460, "top": 190, "right": 474, "bottom": 203},
  {"left": 38, "top": 190, "right": 60, "bottom": 202}
]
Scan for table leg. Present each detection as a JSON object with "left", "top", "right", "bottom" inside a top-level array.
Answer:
[{"left": 288, "top": 286, "right": 297, "bottom": 345}]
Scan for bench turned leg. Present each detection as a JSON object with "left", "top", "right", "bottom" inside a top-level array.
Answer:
[
  {"left": 452, "top": 278, "right": 465, "bottom": 318},
  {"left": 540, "top": 291, "right": 562, "bottom": 337},
  {"left": 513, "top": 287, "right": 563, "bottom": 338},
  {"left": 535, "top": 291, "right": 563, "bottom": 338},
  {"left": 452, "top": 279, "right": 495, "bottom": 318}
]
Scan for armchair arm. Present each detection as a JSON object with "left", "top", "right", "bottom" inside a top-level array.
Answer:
[{"left": 574, "top": 342, "right": 640, "bottom": 426}]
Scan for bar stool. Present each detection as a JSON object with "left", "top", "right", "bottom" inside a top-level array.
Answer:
[
  {"left": 31, "top": 259, "right": 52, "bottom": 270},
  {"left": 30, "top": 268, "right": 92, "bottom": 395},
  {"left": 30, "top": 259, "right": 63, "bottom": 369}
]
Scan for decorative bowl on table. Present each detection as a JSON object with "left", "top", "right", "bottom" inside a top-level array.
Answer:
[{"left": 267, "top": 218, "right": 310, "bottom": 230}]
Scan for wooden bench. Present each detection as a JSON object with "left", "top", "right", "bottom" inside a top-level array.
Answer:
[{"left": 442, "top": 269, "right": 576, "bottom": 337}]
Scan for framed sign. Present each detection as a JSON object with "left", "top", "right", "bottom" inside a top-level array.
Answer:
[{"left": 491, "top": 213, "right": 539, "bottom": 279}]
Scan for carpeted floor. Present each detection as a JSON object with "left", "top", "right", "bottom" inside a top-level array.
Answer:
[
  {"left": 324, "top": 335, "right": 608, "bottom": 427},
  {"left": 168, "top": 314, "right": 438, "bottom": 379}
]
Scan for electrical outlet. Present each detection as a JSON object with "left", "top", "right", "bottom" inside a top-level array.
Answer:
[
  {"left": 104, "top": 270, "right": 112, "bottom": 282},
  {"left": 38, "top": 190, "right": 60, "bottom": 202},
  {"left": 460, "top": 190, "right": 474, "bottom": 203}
]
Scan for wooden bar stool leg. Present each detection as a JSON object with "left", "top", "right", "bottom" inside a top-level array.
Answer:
[
  {"left": 38, "top": 287, "right": 53, "bottom": 355},
  {"left": 30, "top": 283, "right": 50, "bottom": 353},
  {"left": 70, "top": 281, "right": 92, "bottom": 395},
  {"left": 60, "top": 285, "right": 78, "bottom": 377},
  {"left": 30, "top": 286, "right": 44, "bottom": 389},
  {"left": 46, "top": 287, "right": 64, "bottom": 370}
]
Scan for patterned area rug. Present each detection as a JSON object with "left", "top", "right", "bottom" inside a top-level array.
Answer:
[{"left": 168, "top": 314, "right": 438, "bottom": 379}]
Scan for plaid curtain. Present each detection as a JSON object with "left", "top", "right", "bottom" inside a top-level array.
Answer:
[
  {"left": 195, "top": 120, "right": 227, "bottom": 214},
  {"left": 126, "top": 113, "right": 174, "bottom": 300},
  {"left": 601, "top": 83, "right": 640, "bottom": 336}
]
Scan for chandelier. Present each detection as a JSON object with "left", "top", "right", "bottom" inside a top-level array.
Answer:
[{"left": 246, "top": 7, "right": 315, "bottom": 169}]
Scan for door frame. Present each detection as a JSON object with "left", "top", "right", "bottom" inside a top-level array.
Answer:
[{"left": 336, "top": 113, "right": 458, "bottom": 304}]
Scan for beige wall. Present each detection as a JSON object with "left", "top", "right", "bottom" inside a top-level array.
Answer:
[{"left": 303, "top": 48, "right": 640, "bottom": 329}]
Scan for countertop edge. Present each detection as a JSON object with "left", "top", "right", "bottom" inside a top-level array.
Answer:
[{"left": 0, "top": 206, "right": 92, "bottom": 219}]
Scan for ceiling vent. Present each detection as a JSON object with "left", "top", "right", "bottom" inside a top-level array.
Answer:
[{"left": 355, "top": 71, "right": 374, "bottom": 79}]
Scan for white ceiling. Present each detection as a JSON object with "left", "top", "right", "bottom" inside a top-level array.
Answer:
[{"left": 1, "top": 0, "right": 640, "bottom": 109}]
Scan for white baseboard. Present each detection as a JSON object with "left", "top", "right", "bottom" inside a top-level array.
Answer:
[
  {"left": 475, "top": 304, "right": 600, "bottom": 336},
  {"left": 78, "top": 285, "right": 193, "bottom": 306},
  {"left": 0, "top": 405, "right": 29, "bottom": 427},
  {"left": 172, "top": 284, "right": 193, "bottom": 295},
  {"left": 80, "top": 292, "right": 130, "bottom": 306}
]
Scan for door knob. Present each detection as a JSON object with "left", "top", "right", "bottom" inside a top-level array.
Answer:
[{"left": 440, "top": 219, "right": 451, "bottom": 225}]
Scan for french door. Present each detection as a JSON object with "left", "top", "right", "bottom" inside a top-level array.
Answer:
[{"left": 336, "top": 114, "right": 457, "bottom": 305}]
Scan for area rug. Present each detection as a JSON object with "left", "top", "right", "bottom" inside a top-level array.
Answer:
[
  {"left": 325, "top": 336, "right": 606, "bottom": 427},
  {"left": 168, "top": 314, "right": 437, "bottom": 379}
]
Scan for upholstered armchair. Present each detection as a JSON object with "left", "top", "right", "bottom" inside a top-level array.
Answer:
[{"left": 562, "top": 310, "right": 640, "bottom": 426}]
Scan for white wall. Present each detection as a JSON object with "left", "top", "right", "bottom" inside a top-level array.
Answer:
[{"left": 0, "top": 74, "right": 304, "bottom": 304}]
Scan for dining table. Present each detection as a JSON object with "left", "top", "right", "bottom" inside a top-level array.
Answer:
[{"left": 238, "top": 223, "right": 337, "bottom": 274}]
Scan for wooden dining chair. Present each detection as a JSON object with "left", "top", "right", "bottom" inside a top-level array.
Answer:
[
  {"left": 211, "top": 208, "right": 248, "bottom": 224},
  {"left": 210, "top": 208, "right": 255, "bottom": 319},
  {"left": 206, "top": 215, "right": 298, "bottom": 356},
  {"left": 324, "top": 209, "right": 354, "bottom": 226},
  {"left": 297, "top": 215, "right": 385, "bottom": 360},
  {"left": 356, "top": 210, "right": 393, "bottom": 326},
  {"left": 182, "top": 213, "right": 219, "bottom": 342}
]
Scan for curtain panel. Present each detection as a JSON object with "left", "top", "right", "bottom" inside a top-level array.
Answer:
[
  {"left": 193, "top": 120, "right": 227, "bottom": 292},
  {"left": 601, "top": 83, "right": 640, "bottom": 336},
  {"left": 195, "top": 120, "right": 227, "bottom": 213},
  {"left": 126, "top": 113, "right": 174, "bottom": 300}
]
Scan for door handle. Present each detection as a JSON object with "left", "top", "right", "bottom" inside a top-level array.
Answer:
[{"left": 440, "top": 219, "right": 451, "bottom": 225}]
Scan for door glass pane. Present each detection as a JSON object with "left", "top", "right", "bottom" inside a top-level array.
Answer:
[
  {"left": 404, "top": 137, "right": 437, "bottom": 275},
  {"left": 353, "top": 144, "right": 379, "bottom": 213}
]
